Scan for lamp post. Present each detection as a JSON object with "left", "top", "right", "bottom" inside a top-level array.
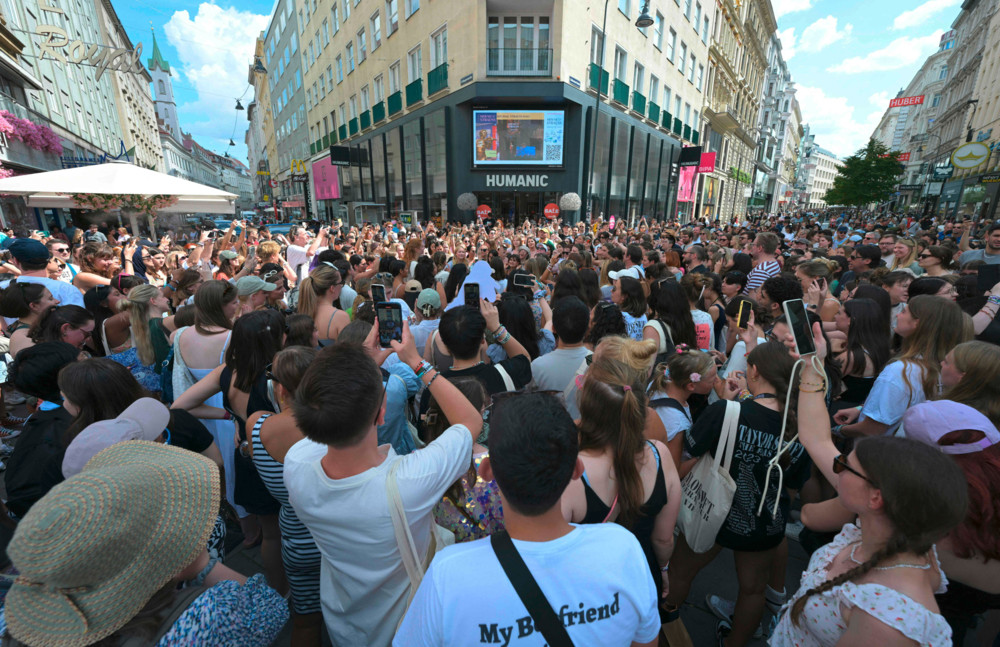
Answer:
[{"left": 583, "top": 1, "right": 653, "bottom": 224}]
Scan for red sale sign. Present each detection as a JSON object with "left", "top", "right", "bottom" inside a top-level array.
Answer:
[
  {"left": 476, "top": 204, "right": 491, "bottom": 219},
  {"left": 543, "top": 203, "right": 560, "bottom": 220},
  {"left": 888, "top": 95, "right": 924, "bottom": 108}
]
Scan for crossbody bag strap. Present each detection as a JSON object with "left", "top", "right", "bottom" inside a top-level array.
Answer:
[
  {"left": 386, "top": 460, "right": 429, "bottom": 590},
  {"left": 714, "top": 400, "right": 741, "bottom": 473},
  {"left": 490, "top": 532, "right": 574, "bottom": 647},
  {"left": 494, "top": 363, "right": 516, "bottom": 392}
]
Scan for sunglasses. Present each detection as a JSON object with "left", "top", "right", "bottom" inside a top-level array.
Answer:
[
  {"left": 53, "top": 247, "right": 70, "bottom": 253},
  {"left": 918, "top": 254, "right": 933, "bottom": 259},
  {"left": 832, "top": 454, "right": 875, "bottom": 485}
]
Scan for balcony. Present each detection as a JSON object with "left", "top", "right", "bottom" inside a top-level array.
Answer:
[
  {"left": 338, "top": 124, "right": 348, "bottom": 140},
  {"left": 349, "top": 118, "right": 359, "bottom": 136},
  {"left": 662, "top": 111, "right": 673, "bottom": 129},
  {"left": 588, "top": 63, "right": 609, "bottom": 94},
  {"left": 372, "top": 101, "right": 386, "bottom": 123},
  {"left": 310, "top": 141, "right": 317, "bottom": 155},
  {"left": 329, "top": 129, "right": 337, "bottom": 144},
  {"left": 683, "top": 125, "right": 691, "bottom": 141},
  {"left": 322, "top": 134, "right": 330, "bottom": 148},
  {"left": 673, "top": 118, "right": 682, "bottom": 136},
  {"left": 387, "top": 91, "right": 403, "bottom": 116},
  {"left": 631, "top": 91, "right": 646, "bottom": 115},
  {"left": 427, "top": 62, "right": 448, "bottom": 95},
  {"left": 612, "top": 79, "right": 629, "bottom": 105},
  {"left": 405, "top": 78, "right": 422, "bottom": 106},
  {"left": 487, "top": 48, "right": 553, "bottom": 77},
  {"left": 360, "top": 110, "right": 371, "bottom": 130},
  {"left": 648, "top": 101, "right": 660, "bottom": 124},
  {"left": 692, "top": 130, "right": 699, "bottom": 145}
]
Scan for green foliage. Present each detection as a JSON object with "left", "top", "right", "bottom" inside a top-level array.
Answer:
[{"left": 824, "top": 139, "right": 905, "bottom": 207}]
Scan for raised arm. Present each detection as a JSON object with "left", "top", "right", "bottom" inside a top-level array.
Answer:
[{"left": 797, "top": 321, "right": 839, "bottom": 486}]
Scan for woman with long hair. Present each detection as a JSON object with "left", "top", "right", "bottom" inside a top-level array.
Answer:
[
  {"left": 834, "top": 295, "right": 973, "bottom": 437},
  {"left": 644, "top": 278, "right": 697, "bottom": 356},
  {"left": 918, "top": 245, "right": 957, "bottom": 277},
  {"left": 647, "top": 348, "right": 717, "bottom": 466},
  {"left": 487, "top": 292, "right": 552, "bottom": 361},
  {"left": 0, "top": 282, "right": 60, "bottom": 358},
  {"left": 777, "top": 327, "right": 966, "bottom": 647},
  {"left": 889, "top": 237, "right": 923, "bottom": 275},
  {"left": 296, "top": 263, "right": 348, "bottom": 345},
  {"left": 561, "top": 342, "right": 681, "bottom": 637},
  {"left": 796, "top": 258, "right": 840, "bottom": 321},
  {"left": 584, "top": 301, "right": 627, "bottom": 350},
  {"left": 832, "top": 298, "right": 892, "bottom": 407},
  {"left": 145, "top": 247, "right": 168, "bottom": 287},
  {"left": 174, "top": 309, "right": 287, "bottom": 598},
  {"left": 443, "top": 263, "right": 469, "bottom": 304},
  {"left": 166, "top": 268, "right": 204, "bottom": 310},
  {"left": 72, "top": 241, "right": 118, "bottom": 292},
  {"left": 667, "top": 342, "right": 811, "bottom": 646},
  {"left": 578, "top": 267, "right": 602, "bottom": 309},
  {"left": 214, "top": 251, "right": 240, "bottom": 281},
  {"left": 939, "top": 340, "right": 1000, "bottom": 427},
  {"left": 681, "top": 272, "right": 715, "bottom": 351},
  {"left": 29, "top": 305, "right": 94, "bottom": 351},
  {"left": 387, "top": 258, "right": 409, "bottom": 299},
  {"left": 908, "top": 275, "right": 958, "bottom": 301},
  {"left": 611, "top": 274, "right": 648, "bottom": 341}
]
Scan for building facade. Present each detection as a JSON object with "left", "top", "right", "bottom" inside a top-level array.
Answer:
[
  {"left": 246, "top": 34, "right": 275, "bottom": 209},
  {"left": 753, "top": 32, "right": 800, "bottom": 214},
  {"left": 798, "top": 141, "right": 841, "bottom": 210}
]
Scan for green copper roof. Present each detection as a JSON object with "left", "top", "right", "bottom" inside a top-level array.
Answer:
[{"left": 148, "top": 28, "right": 170, "bottom": 73}]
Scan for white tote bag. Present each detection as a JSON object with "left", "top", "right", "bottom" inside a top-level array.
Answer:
[{"left": 677, "top": 400, "right": 740, "bottom": 553}]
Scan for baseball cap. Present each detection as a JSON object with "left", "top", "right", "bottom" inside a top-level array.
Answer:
[
  {"left": 902, "top": 400, "right": 1000, "bottom": 455},
  {"left": 9, "top": 239, "right": 51, "bottom": 263},
  {"left": 404, "top": 279, "right": 422, "bottom": 293},
  {"left": 608, "top": 266, "right": 642, "bottom": 282},
  {"left": 218, "top": 250, "right": 239, "bottom": 260},
  {"left": 837, "top": 225, "right": 849, "bottom": 233},
  {"left": 416, "top": 288, "right": 441, "bottom": 316},
  {"left": 849, "top": 234, "right": 863, "bottom": 242},
  {"left": 235, "top": 275, "right": 278, "bottom": 296},
  {"left": 62, "top": 398, "right": 171, "bottom": 478}
]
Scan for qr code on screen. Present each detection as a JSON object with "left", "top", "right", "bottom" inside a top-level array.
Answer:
[{"left": 545, "top": 144, "right": 560, "bottom": 160}]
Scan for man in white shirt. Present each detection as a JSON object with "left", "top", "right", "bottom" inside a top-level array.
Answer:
[
  {"left": 394, "top": 392, "right": 659, "bottom": 646},
  {"left": 530, "top": 296, "right": 592, "bottom": 393},
  {"left": 284, "top": 322, "right": 483, "bottom": 647},
  {"left": 1, "top": 240, "right": 84, "bottom": 325},
  {"left": 285, "top": 225, "right": 328, "bottom": 282}
]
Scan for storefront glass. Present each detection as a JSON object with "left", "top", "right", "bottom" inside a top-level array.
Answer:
[
  {"left": 386, "top": 126, "right": 404, "bottom": 217},
  {"left": 589, "top": 110, "right": 612, "bottom": 220},
  {"left": 643, "top": 138, "right": 660, "bottom": 217},
  {"left": 403, "top": 120, "right": 424, "bottom": 218},
  {"left": 371, "top": 133, "right": 387, "bottom": 207},
  {"left": 424, "top": 110, "right": 447, "bottom": 225},
  {"left": 628, "top": 129, "right": 647, "bottom": 223},
  {"left": 610, "top": 120, "right": 631, "bottom": 218}
]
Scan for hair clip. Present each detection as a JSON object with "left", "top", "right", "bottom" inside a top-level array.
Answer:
[
  {"left": 690, "top": 372, "right": 702, "bottom": 383},
  {"left": 622, "top": 385, "right": 632, "bottom": 391}
]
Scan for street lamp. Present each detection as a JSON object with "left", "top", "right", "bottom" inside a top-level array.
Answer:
[{"left": 583, "top": 0, "right": 655, "bottom": 224}]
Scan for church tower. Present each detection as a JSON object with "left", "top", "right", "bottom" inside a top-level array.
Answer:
[{"left": 148, "top": 27, "right": 181, "bottom": 141}]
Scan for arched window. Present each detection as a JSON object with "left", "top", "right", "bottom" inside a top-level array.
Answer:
[{"left": 158, "top": 80, "right": 165, "bottom": 95}]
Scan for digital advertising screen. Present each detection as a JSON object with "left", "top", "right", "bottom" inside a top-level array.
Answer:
[{"left": 473, "top": 110, "right": 564, "bottom": 167}]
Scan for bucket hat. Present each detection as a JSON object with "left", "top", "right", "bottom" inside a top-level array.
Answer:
[{"left": 6, "top": 441, "right": 220, "bottom": 647}]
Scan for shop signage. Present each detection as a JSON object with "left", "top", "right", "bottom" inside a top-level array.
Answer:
[
  {"left": 543, "top": 203, "right": 560, "bottom": 220},
  {"left": 283, "top": 200, "right": 304, "bottom": 208},
  {"left": 698, "top": 152, "right": 717, "bottom": 174},
  {"left": 678, "top": 146, "right": 702, "bottom": 167},
  {"left": 291, "top": 160, "right": 307, "bottom": 174},
  {"left": 888, "top": 95, "right": 924, "bottom": 108},
  {"left": 257, "top": 171, "right": 270, "bottom": 175},
  {"left": 879, "top": 152, "right": 910, "bottom": 161},
  {"left": 933, "top": 166, "right": 954, "bottom": 180},
  {"left": 951, "top": 142, "right": 990, "bottom": 170},
  {"left": 484, "top": 174, "right": 549, "bottom": 188},
  {"left": 982, "top": 173, "right": 1000, "bottom": 183},
  {"left": 35, "top": 3, "right": 144, "bottom": 81},
  {"left": 898, "top": 184, "right": 923, "bottom": 191},
  {"left": 476, "top": 204, "right": 491, "bottom": 219},
  {"left": 926, "top": 181, "right": 943, "bottom": 196},
  {"left": 263, "top": 194, "right": 269, "bottom": 201}
]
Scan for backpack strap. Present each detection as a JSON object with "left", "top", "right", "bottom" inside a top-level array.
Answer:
[
  {"left": 648, "top": 397, "right": 691, "bottom": 422},
  {"left": 494, "top": 363, "right": 516, "bottom": 392}
]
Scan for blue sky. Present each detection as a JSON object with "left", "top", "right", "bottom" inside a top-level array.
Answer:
[
  {"left": 774, "top": 0, "right": 960, "bottom": 158},
  {"left": 113, "top": 0, "right": 961, "bottom": 164}
]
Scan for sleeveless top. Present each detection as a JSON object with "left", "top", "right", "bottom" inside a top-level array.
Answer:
[
  {"left": 220, "top": 368, "right": 276, "bottom": 446},
  {"left": 427, "top": 330, "right": 454, "bottom": 370}
]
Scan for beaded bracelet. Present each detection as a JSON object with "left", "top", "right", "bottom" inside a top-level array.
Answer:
[
  {"left": 426, "top": 371, "right": 441, "bottom": 388},
  {"left": 989, "top": 295, "right": 1000, "bottom": 306},
  {"left": 799, "top": 385, "right": 826, "bottom": 393}
]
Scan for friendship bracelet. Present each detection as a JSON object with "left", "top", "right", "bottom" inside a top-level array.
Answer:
[
  {"left": 798, "top": 386, "right": 826, "bottom": 393},
  {"left": 989, "top": 295, "right": 1000, "bottom": 306},
  {"left": 426, "top": 371, "right": 441, "bottom": 388}
]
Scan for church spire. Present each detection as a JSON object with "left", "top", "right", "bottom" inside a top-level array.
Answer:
[{"left": 148, "top": 25, "right": 171, "bottom": 74}]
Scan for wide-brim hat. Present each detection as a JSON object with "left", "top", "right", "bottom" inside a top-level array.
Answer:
[{"left": 6, "top": 441, "right": 220, "bottom": 647}]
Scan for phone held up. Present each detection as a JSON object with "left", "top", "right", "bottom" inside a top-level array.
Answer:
[
  {"left": 376, "top": 302, "right": 403, "bottom": 348},
  {"left": 464, "top": 283, "right": 480, "bottom": 305},
  {"left": 782, "top": 298, "right": 816, "bottom": 357},
  {"left": 737, "top": 300, "right": 752, "bottom": 330},
  {"left": 371, "top": 283, "right": 387, "bottom": 304}
]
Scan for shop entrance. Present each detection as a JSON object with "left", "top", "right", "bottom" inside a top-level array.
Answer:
[{"left": 481, "top": 191, "right": 560, "bottom": 225}]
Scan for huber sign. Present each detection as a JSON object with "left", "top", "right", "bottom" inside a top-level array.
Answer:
[{"left": 888, "top": 95, "right": 924, "bottom": 108}]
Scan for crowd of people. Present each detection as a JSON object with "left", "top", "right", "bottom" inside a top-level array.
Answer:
[{"left": 0, "top": 210, "right": 996, "bottom": 646}]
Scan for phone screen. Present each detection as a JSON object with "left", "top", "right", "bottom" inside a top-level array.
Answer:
[
  {"left": 513, "top": 273, "right": 535, "bottom": 288},
  {"left": 783, "top": 299, "right": 816, "bottom": 356},
  {"left": 376, "top": 303, "right": 403, "bottom": 348},
  {"left": 371, "top": 284, "right": 387, "bottom": 303},
  {"left": 737, "top": 300, "right": 751, "bottom": 330},
  {"left": 464, "top": 283, "right": 480, "bottom": 304}
]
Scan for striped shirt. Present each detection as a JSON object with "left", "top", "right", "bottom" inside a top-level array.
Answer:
[{"left": 743, "top": 260, "right": 781, "bottom": 295}]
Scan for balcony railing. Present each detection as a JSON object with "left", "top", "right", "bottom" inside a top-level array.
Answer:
[
  {"left": 692, "top": 130, "right": 700, "bottom": 145},
  {"left": 387, "top": 91, "right": 403, "bottom": 116},
  {"left": 360, "top": 110, "right": 371, "bottom": 130},
  {"left": 405, "top": 78, "right": 422, "bottom": 107},
  {"left": 310, "top": 141, "right": 317, "bottom": 155},
  {"left": 427, "top": 62, "right": 448, "bottom": 95},
  {"left": 648, "top": 101, "right": 660, "bottom": 124},
  {"left": 322, "top": 134, "right": 330, "bottom": 148},
  {"left": 632, "top": 91, "right": 646, "bottom": 115},
  {"left": 338, "top": 124, "right": 348, "bottom": 141},
  {"left": 372, "top": 101, "right": 386, "bottom": 123},
  {"left": 683, "top": 125, "right": 691, "bottom": 141},
  {"left": 672, "top": 118, "right": 682, "bottom": 136},
  {"left": 487, "top": 48, "right": 553, "bottom": 77},
  {"left": 612, "top": 79, "right": 629, "bottom": 105},
  {"left": 588, "top": 63, "right": 609, "bottom": 94},
  {"left": 349, "top": 118, "right": 359, "bottom": 136},
  {"left": 662, "top": 111, "right": 672, "bottom": 130}
]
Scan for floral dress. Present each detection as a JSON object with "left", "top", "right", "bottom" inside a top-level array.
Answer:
[
  {"left": 432, "top": 451, "right": 505, "bottom": 543},
  {"left": 771, "top": 523, "right": 952, "bottom": 647}
]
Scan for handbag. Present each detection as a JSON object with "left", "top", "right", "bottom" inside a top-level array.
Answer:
[
  {"left": 676, "top": 400, "right": 740, "bottom": 553},
  {"left": 490, "top": 531, "right": 574, "bottom": 647}
]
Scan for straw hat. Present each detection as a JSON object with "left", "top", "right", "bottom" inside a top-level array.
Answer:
[{"left": 6, "top": 441, "right": 220, "bottom": 646}]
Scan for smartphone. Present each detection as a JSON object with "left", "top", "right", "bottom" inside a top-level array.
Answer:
[
  {"left": 513, "top": 272, "right": 536, "bottom": 288},
  {"left": 376, "top": 302, "right": 403, "bottom": 348},
  {"left": 464, "top": 283, "right": 480, "bottom": 304},
  {"left": 247, "top": 245, "right": 257, "bottom": 260},
  {"left": 737, "top": 300, "right": 752, "bottom": 330},
  {"left": 782, "top": 298, "right": 816, "bottom": 356},
  {"left": 371, "top": 283, "right": 387, "bottom": 303}
]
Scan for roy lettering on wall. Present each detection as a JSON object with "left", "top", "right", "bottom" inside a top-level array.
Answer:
[{"left": 34, "top": 2, "right": 145, "bottom": 81}]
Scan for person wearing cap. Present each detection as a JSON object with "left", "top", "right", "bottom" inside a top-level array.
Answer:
[
  {"left": 410, "top": 288, "right": 442, "bottom": 357},
  {"left": 901, "top": 399, "right": 1000, "bottom": 643},
  {"left": 214, "top": 249, "right": 240, "bottom": 281},
  {"left": 236, "top": 275, "right": 278, "bottom": 315},
  {"left": 832, "top": 225, "right": 850, "bottom": 249},
  {"left": 401, "top": 278, "right": 422, "bottom": 311},
  {"left": 0, "top": 239, "right": 84, "bottom": 321},
  {"left": 6, "top": 442, "right": 288, "bottom": 647}
]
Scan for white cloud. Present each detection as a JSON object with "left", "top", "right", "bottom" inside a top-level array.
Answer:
[
  {"left": 772, "top": 0, "right": 814, "bottom": 19},
  {"left": 869, "top": 91, "right": 891, "bottom": 108},
  {"left": 797, "top": 85, "right": 885, "bottom": 158},
  {"left": 892, "top": 0, "right": 961, "bottom": 30},
  {"left": 164, "top": 4, "right": 269, "bottom": 159},
  {"left": 826, "top": 31, "right": 944, "bottom": 73},
  {"left": 798, "top": 16, "right": 853, "bottom": 54},
  {"left": 777, "top": 27, "right": 797, "bottom": 61}
]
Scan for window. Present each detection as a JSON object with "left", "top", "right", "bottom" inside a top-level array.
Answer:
[
  {"left": 371, "top": 12, "right": 382, "bottom": 49},
  {"left": 674, "top": 96, "right": 681, "bottom": 117},
  {"left": 361, "top": 85, "right": 370, "bottom": 111},
  {"left": 939, "top": 66, "right": 948, "bottom": 80},
  {"left": 431, "top": 27, "right": 447, "bottom": 68},
  {"left": 679, "top": 42, "right": 687, "bottom": 73},
  {"left": 667, "top": 28, "right": 677, "bottom": 61},
  {"left": 633, "top": 62, "right": 644, "bottom": 93},
  {"left": 389, "top": 61, "right": 401, "bottom": 93},
  {"left": 295, "top": 69, "right": 302, "bottom": 89},
  {"left": 406, "top": 0, "right": 419, "bottom": 18},
  {"left": 339, "top": 104, "right": 347, "bottom": 126},
  {"left": 613, "top": 46, "right": 627, "bottom": 80},
  {"left": 308, "top": 41, "right": 315, "bottom": 68},
  {"left": 689, "top": 54, "right": 696, "bottom": 83},
  {"left": 343, "top": 0, "right": 350, "bottom": 20},
  {"left": 702, "top": 17, "right": 709, "bottom": 42},
  {"left": 697, "top": 64, "right": 704, "bottom": 90},
  {"left": 694, "top": 3, "right": 701, "bottom": 30},
  {"left": 654, "top": 12, "right": 664, "bottom": 49},
  {"left": 320, "top": 75, "right": 326, "bottom": 98},
  {"left": 358, "top": 28, "right": 367, "bottom": 62},
  {"left": 332, "top": 4, "right": 339, "bottom": 32},
  {"left": 590, "top": 26, "right": 605, "bottom": 65},
  {"left": 374, "top": 74, "right": 385, "bottom": 101},
  {"left": 350, "top": 96, "right": 358, "bottom": 119},
  {"left": 618, "top": 0, "right": 630, "bottom": 16},
  {"left": 306, "top": 87, "right": 312, "bottom": 108},
  {"left": 684, "top": 0, "right": 692, "bottom": 20},
  {"left": 684, "top": 103, "right": 691, "bottom": 126},
  {"left": 336, "top": 55, "right": 344, "bottom": 82},
  {"left": 386, "top": 0, "right": 398, "bottom": 35},
  {"left": 407, "top": 45, "right": 421, "bottom": 82},
  {"left": 157, "top": 80, "right": 165, "bottom": 95},
  {"left": 326, "top": 65, "right": 333, "bottom": 88},
  {"left": 347, "top": 43, "right": 355, "bottom": 72},
  {"left": 299, "top": 9, "right": 305, "bottom": 34},
  {"left": 663, "top": 86, "right": 672, "bottom": 112},
  {"left": 322, "top": 19, "right": 330, "bottom": 46},
  {"left": 649, "top": 75, "right": 659, "bottom": 103},
  {"left": 931, "top": 94, "right": 940, "bottom": 107}
]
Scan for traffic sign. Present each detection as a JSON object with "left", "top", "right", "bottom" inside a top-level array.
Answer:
[{"left": 543, "top": 203, "right": 559, "bottom": 220}]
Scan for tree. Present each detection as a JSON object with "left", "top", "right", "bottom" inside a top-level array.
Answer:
[{"left": 824, "top": 139, "right": 905, "bottom": 207}]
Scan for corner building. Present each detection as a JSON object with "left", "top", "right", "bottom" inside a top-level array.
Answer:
[{"left": 292, "top": 0, "right": 709, "bottom": 224}]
